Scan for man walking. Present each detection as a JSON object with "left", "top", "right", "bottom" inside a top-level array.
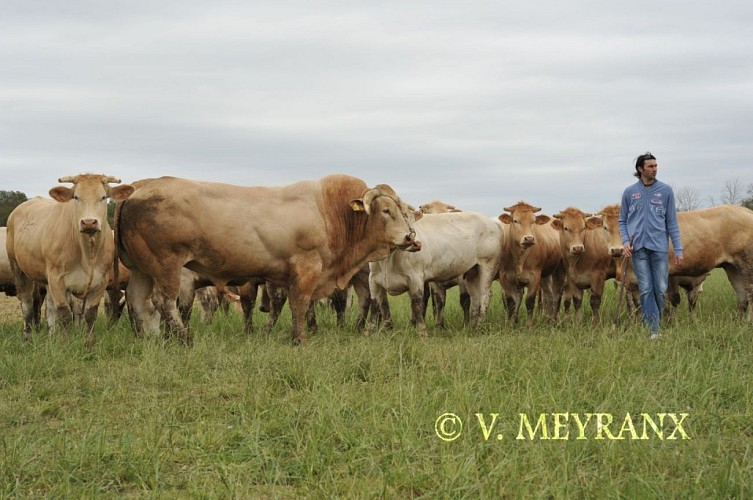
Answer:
[{"left": 618, "top": 152, "right": 684, "bottom": 338}]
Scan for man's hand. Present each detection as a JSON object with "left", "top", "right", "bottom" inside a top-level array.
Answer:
[
  {"left": 675, "top": 255, "right": 684, "bottom": 266},
  {"left": 623, "top": 242, "right": 633, "bottom": 257}
]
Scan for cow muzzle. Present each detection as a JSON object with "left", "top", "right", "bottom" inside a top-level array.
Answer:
[
  {"left": 80, "top": 218, "right": 101, "bottom": 234},
  {"left": 521, "top": 235, "right": 535, "bottom": 248},
  {"left": 570, "top": 245, "right": 585, "bottom": 255},
  {"left": 609, "top": 247, "right": 623, "bottom": 257},
  {"left": 398, "top": 231, "right": 422, "bottom": 252}
]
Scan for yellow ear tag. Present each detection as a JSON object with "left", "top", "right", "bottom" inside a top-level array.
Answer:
[{"left": 351, "top": 201, "right": 365, "bottom": 212}]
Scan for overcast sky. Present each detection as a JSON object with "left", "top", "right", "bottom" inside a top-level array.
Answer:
[{"left": 2, "top": 1, "right": 752, "bottom": 216}]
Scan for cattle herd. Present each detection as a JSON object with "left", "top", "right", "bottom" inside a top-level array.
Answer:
[{"left": 2, "top": 173, "right": 753, "bottom": 346}]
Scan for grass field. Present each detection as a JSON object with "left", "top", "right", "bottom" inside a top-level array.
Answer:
[{"left": 1, "top": 269, "right": 752, "bottom": 498}]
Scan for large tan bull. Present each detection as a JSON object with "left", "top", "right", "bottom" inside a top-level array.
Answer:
[
  {"left": 6, "top": 174, "right": 134, "bottom": 346},
  {"left": 115, "top": 174, "right": 420, "bottom": 345}
]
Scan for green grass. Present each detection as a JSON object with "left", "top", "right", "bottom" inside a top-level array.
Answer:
[{"left": 1, "top": 269, "right": 752, "bottom": 498}]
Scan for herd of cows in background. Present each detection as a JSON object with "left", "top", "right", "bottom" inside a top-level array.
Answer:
[{"left": 2, "top": 173, "right": 753, "bottom": 347}]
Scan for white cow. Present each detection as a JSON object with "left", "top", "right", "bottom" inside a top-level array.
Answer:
[{"left": 367, "top": 211, "right": 504, "bottom": 336}]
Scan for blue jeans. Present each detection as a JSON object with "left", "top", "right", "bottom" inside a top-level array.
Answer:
[{"left": 631, "top": 248, "right": 669, "bottom": 333}]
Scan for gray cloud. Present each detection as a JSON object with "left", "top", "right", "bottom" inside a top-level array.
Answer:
[{"left": 2, "top": 1, "right": 752, "bottom": 216}]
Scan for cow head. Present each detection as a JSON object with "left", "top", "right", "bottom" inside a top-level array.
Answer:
[
  {"left": 596, "top": 204, "right": 623, "bottom": 258},
  {"left": 419, "top": 200, "right": 462, "bottom": 214},
  {"left": 551, "top": 207, "right": 598, "bottom": 256},
  {"left": 498, "top": 201, "right": 549, "bottom": 249},
  {"left": 50, "top": 174, "right": 135, "bottom": 235},
  {"left": 351, "top": 184, "right": 422, "bottom": 252}
]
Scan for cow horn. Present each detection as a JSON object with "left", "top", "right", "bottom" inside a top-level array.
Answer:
[
  {"left": 102, "top": 176, "right": 121, "bottom": 184},
  {"left": 361, "top": 188, "right": 379, "bottom": 214},
  {"left": 553, "top": 213, "right": 563, "bottom": 219},
  {"left": 58, "top": 176, "right": 78, "bottom": 184},
  {"left": 374, "top": 184, "right": 397, "bottom": 197}
]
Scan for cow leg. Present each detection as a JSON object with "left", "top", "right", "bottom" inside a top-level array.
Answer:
[
  {"left": 586, "top": 273, "right": 606, "bottom": 327},
  {"left": 105, "top": 284, "right": 123, "bottom": 326},
  {"left": 125, "top": 269, "right": 160, "bottom": 336},
  {"left": 459, "top": 284, "right": 471, "bottom": 325},
  {"left": 589, "top": 291, "right": 602, "bottom": 327},
  {"left": 83, "top": 300, "right": 100, "bottom": 348},
  {"left": 196, "top": 286, "right": 218, "bottom": 324},
  {"left": 287, "top": 274, "right": 317, "bottom": 346},
  {"left": 44, "top": 293, "right": 56, "bottom": 333},
  {"left": 330, "top": 288, "right": 347, "bottom": 327},
  {"left": 238, "top": 282, "right": 259, "bottom": 334},
  {"left": 352, "top": 278, "right": 372, "bottom": 331},
  {"left": 739, "top": 268, "right": 753, "bottom": 322},
  {"left": 500, "top": 276, "right": 522, "bottom": 325},
  {"left": 46, "top": 277, "right": 74, "bottom": 336},
  {"left": 151, "top": 281, "right": 191, "bottom": 345},
  {"left": 176, "top": 270, "right": 197, "bottom": 328},
  {"left": 722, "top": 265, "right": 749, "bottom": 319},
  {"left": 465, "top": 266, "right": 494, "bottom": 328},
  {"left": 430, "top": 283, "right": 447, "bottom": 328},
  {"left": 409, "top": 283, "right": 428, "bottom": 336},
  {"left": 525, "top": 288, "right": 538, "bottom": 327},
  {"left": 422, "top": 283, "right": 432, "bottom": 325},
  {"left": 31, "top": 285, "right": 45, "bottom": 331},
  {"left": 14, "top": 272, "right": 40, "bottom": 339},
  {"left": 663, "top": 277, "right": 681, "bottom": 323},
  {"left": 306, "top": 302, "right": 317, "bottom": 333},
  {"left": 571, "top": 287, "right": 584, "bottom": 322},
  {"left": 259, "top": 284, "right": 271, "bottom": 313},
  {"left": 365, "top": 277, "right": 391, "bottom": 336},
  {"left": 263, "top": 283, "right": 287, "bottom": 333},
  {"left": 562, "top": 287, "right": 572, "bottom": 314}
]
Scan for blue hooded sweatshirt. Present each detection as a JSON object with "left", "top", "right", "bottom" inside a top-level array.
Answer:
[{"left": 618, "top": 179, "right": 683, "bottom": 257}]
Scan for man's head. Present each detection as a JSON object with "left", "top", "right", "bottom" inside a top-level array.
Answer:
[{"left": 634, "top": 151, "right": 657, "bottom": 181}]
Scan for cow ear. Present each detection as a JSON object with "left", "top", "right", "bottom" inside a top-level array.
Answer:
[
  {"left": 109, "top": 184, "right": 135, "bottom": 202},
  {"left": 551, "top": 219, "right": 562, "bottom": 230},
  {"left": 585, "top": 216, "right": 602, "bottom": 230},
  {"left": 351, "top": 199, "right": 369, "bottom": 214},
  {"left": 413, "top": 211, "right": 423, "bottom": 221},
  {"left": 49, "top": 186, "right": 73, "bottom": 202},
  {"left": 535, "top": 215, "right": 550, "bottom": 225},
  {"left": 498, "top": 213, "right": 512, "bottom": 224}
]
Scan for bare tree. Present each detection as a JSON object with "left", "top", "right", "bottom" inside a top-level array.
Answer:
[
  {"left": 675, "top": 186, "right": 701, "bottom": 212},
  {"left": 743, "top": 182, "right": 753, "bottom": 210},
  {"left": 720, "top": 178, "right": 745, "bottom": 205}
]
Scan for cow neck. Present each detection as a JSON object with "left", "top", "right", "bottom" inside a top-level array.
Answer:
[
  {"left": 515, "top": 246, "right": 531, "bottom": 282},
  {"left": 566, "top": 253, "right": 581, "bottom": 277},
  {"left": 75, "top": 226, "right": 106, "bottom": 301}
]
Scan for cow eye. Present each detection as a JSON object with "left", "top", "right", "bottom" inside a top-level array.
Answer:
[
  {"left": 382, "top": 207, "right": 391, "bottom": 215},
  {"left": 74, "top": 195, "right": 79, "bottom": 200}
]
